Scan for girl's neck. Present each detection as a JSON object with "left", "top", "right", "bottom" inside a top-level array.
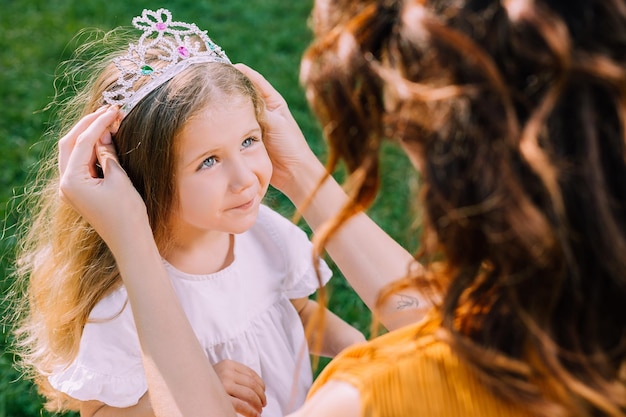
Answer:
[{"left": 166, "top": 231, "right": 234, "bottom": 275}]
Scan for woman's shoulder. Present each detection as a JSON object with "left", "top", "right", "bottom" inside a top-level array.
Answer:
[
  {"left": 311, "top": 313, "right": 439, "bottom": 386},
  {"left": 311, "top": 312, "right": 533, "bottom": 417},
  {"left": 321, "top": 312, "right": 442, "bottom": 371}
]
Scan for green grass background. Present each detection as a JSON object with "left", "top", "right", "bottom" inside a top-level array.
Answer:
[{"left": 0, "top": 1, "right": 418, "bottom": 415}]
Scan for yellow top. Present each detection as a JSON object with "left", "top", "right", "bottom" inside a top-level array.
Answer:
[{"left": 309, "top": 312, "right": 534, "bottom": 417}]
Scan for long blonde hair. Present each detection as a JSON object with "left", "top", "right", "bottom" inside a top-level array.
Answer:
[{"left": 10, "top": 28, "right": 265, "bottom": 412}]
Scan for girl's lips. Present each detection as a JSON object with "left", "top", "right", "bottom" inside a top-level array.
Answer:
[{"left": 230, "top": 196, "right": 255, "bottom": 211}]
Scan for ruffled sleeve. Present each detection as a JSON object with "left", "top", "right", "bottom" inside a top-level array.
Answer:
[
  {"left": 49, "top": 286, "right": 147, "bottom": 407},
  {"left": 257, "top": 205, "right": 332, "bottom": 299}
]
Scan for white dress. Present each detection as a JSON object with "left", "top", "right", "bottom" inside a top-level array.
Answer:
[{"left": 49, "top": 204, "right": 332, "bottom": 416}]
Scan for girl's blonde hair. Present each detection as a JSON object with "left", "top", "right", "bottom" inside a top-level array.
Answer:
[{"left": 10, "top": 28, "right": 265, "bottom": 412}]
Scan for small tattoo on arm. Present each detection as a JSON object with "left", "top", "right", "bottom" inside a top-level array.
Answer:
[{"left": 396, "top": 294, "right": 419, "bottom": 310}]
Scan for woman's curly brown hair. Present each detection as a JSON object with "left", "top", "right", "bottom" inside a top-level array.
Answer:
[{"left": 301, "top": 0, "right": 626, "bottom": 416}]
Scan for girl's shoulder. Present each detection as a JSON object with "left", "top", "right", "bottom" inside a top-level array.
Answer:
[
  {"left": 241, "top": 204, "right": 331, "bottom": 295},
  {"left": 255, "top": 204, "right": 298, "bottom": 231},
  {"left": 248, "top": 204, "right": 310, "bottom": 251}
]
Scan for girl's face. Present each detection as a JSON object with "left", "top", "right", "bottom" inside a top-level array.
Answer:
[{"left": 170, "top": 96, "right": 272, "bottom": 244}]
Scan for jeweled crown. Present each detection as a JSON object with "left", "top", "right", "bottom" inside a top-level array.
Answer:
[{"left": 102, "top": 8, "right": 231, "bottom": 115}]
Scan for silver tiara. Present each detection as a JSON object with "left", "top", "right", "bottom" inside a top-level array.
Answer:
[{"left": 102, "top": 8, "right": 231, "bottom": 116}]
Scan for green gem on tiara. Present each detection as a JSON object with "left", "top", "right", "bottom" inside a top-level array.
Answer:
[{"left": 141, "top": 65, "right": 154, "bottom": 75}]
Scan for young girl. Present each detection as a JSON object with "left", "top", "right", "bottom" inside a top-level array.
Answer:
[
  {"left": 53, "top": 0, "right": 626, "bottom": 416},
  {"left": 12, "top": 8, "right": 364, "bottom": 417}
]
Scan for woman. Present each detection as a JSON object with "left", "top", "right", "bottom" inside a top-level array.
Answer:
[{"left": 57, "top": 0, "right": 626, "bottom": 416}]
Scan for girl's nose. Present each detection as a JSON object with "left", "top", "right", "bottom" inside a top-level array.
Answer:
[{"left": 228, "top": 157, "right": 256, "bottom": 193}]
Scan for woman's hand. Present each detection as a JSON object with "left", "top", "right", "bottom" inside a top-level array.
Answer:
[
  {"left": 58, "top": 105, "right": 148, "bottom": 249},
  {"left": 214, "top": 360, "right": 267, "bottom": 417},
  {"left": 235, "top": 63, "right": 327, "bottom": 203}
]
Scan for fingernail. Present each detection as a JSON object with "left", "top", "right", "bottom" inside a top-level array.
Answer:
[{"left": 101, "top": 132, "right": 112, "bottom": 145}]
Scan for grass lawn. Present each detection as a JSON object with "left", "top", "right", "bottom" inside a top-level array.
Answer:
[{"left": 0, "top": 1, "right": 418, "bottom": 415}]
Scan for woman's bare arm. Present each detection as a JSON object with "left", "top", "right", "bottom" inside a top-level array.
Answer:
[{"left": 237, "top": 64, "right": 430, "bottom": 330}]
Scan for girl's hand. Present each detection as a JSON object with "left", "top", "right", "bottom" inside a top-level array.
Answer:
[
  {"left": 235, "top": 64, "right": 326, "bottom": 200},
  {"left": 214, "top": 360, "right": 267, "bottom": 417},
  {"left": 58, "top": 106, "right": 148, "bottom": 249}
]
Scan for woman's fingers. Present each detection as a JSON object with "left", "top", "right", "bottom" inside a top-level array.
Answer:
[
  {"left": 58, "top": 106, "right": 109, "bottom": 175},
  {"left": 95, "top": 135, "right": 121, "bottom": 176},
  {"left": 56, "top": 106, "right": 147, "bottom": 250},
  {"left": 65, "top": 106, "right": 120, "bottom": 176},
  {"left": 234, "top": 63, "right": 287, "bottom": 111},
  {"left": 59, "top": 106, "right": 123, "bottom": 211}
]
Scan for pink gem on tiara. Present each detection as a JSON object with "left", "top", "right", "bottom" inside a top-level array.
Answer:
[
  {"left": 178, "top": 46, "right": 189, "bottom": 57},
  {"left": 102, "top": 8, "right": 231, "bottom": 115}
]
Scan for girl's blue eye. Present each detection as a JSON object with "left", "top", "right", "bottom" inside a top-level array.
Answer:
[
  {"left": 242, "top": 137, "right": 257, "bottom": 149},
  {"left": 201, "top": 156, "right": 217, "bottom": 169}
]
